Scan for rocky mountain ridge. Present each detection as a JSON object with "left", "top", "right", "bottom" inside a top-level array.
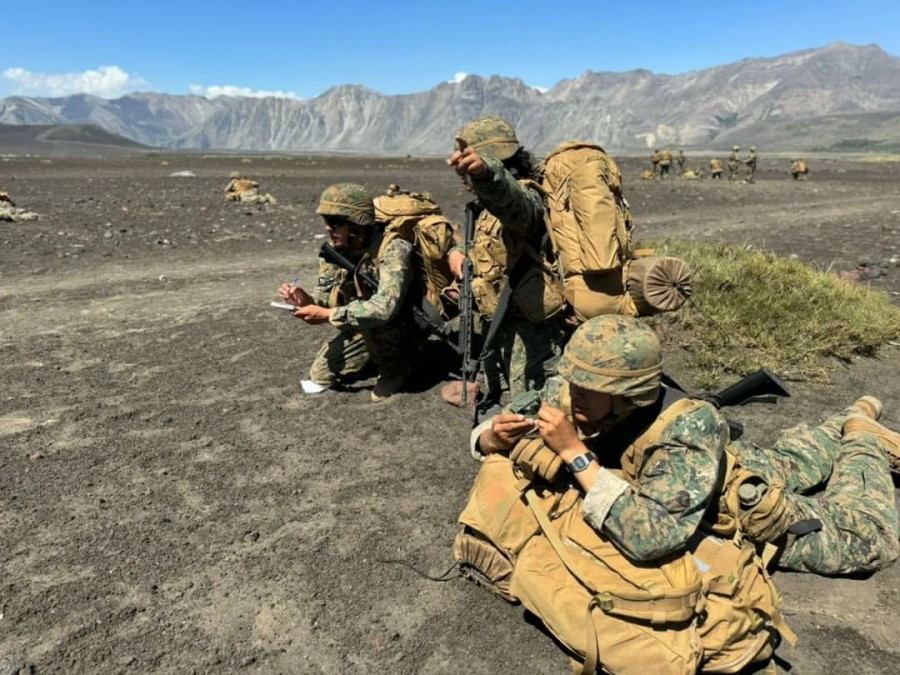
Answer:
[{"left": 1, "top": 42, "right": 898, "bottom": 153}]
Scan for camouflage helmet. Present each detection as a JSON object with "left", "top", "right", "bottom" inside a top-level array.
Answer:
[
  {"left": 733, "top": 145, "right": 740, "bottom": 151},
  {"left": 455, "top": 116, "right": 520, "bottom": 161},
  {"left": 750, "top": 146, "right": 756, "bottom": 151},
  {"left": 557, "top": 315, "right": 662, "bottom": 407},
  {"left": 316, "top": 183, "right": 375, "bottom": 226}
]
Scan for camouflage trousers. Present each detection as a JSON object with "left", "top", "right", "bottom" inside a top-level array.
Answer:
[
  {"left": 481, "top": 314, "right": 568, "bottom": 401},
  {"left": 733, "top": 404, "right": 899, "bottom": 575},
  {"left": 309, "top": 323, "right": 423, "bottom": 386}
]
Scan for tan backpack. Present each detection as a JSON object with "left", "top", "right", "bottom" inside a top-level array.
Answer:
[
  {"left": 455, "top": 455, "right": 704, "bottom": 674},
  {"left": 373, "top": 185, "right": 457, "bottom": 317}
]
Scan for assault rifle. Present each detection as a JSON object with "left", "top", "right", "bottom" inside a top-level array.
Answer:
[
  {"left": 663, "top": 367, "right": 791, "bottom": 439},
  {"left": 458, "top": 200, "right": 481, "bottom": 408},
  {"left": 319, "top": 242, "right": 459, "bottom": 350}
]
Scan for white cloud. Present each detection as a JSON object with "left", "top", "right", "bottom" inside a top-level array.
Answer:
[
  {"left": 2, "top": 65, "right": 148, "bottom": 98},
  {"left": 189, "top": 84, "right": 301, "bottom": 100},
  {"left": 449, "top": 72, "right": 469, "bottom": 84}
]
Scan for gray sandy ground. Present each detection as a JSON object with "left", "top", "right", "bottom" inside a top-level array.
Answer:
[{"left": 1, "top": 154, "right": 899, "bottom": 673}]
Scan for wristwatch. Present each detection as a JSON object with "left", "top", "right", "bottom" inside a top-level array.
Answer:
[{"left": 567, "top": 452, "right": 597, "bottom": 474}]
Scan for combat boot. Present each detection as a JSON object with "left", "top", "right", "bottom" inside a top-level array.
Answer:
[
  {"left": 371, "top": 365, "right": 410, "bottom": 402},
  {"left": 849, "top": 395, "right": 883, "bottom": 420},
  {"left": 843, "top": 415, "right": 900, "bottom": 473}
]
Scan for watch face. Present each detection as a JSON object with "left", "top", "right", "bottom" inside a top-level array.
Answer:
[{"left": 570, "top": 454, "right": 591, "bottom": 472}]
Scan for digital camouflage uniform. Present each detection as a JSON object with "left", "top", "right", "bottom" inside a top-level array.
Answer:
[
  {"left": 456, "top": 117, "right": 567, "bottom": 400},
  {"left": 745, "top": 147, "right": 758, "bottom": 183},
  {"left": 650, "top": 148, "right": 660, "bottom": 177},
  {"left": 473, "top": 315, "right": 900, "bottom": 576},
  {"left": 676, "top": 150, "right": 686, "bottom": 174},
  {"left": 728, "top": 146, "right": 741, "bottom": 182},
  {"left": 305, "top": 184, "right": 423, "bottom": 389},
  {"left": 709, "top": 158, "right": 724, "bottom": 179}
]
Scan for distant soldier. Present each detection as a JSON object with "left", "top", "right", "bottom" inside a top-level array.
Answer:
[
  {"left": 790, "top": 159, "right": 809, "bottom": 180},
  {"left": 745, "top": 146, "right": 758, "bottom": 183},
  {"left": 0, "top": 191, "right": 14, "bottom": 207},
  {"left": 658, "top": 148, "right": 673, "bottom": 180},
  {"left": 640, "top": 169, "right": 655, "bottom": 180},
  {"left": 727, "top": 146, "right": 741, "bottom": 181},
  {"left": 709, "top": 158, "right": 724, "bottom": 179},
  {"left": 682, "top": 169, "right": 704, "bottom": 180},
  {"left": 650, "top": 148, "right": 661, "bottom": 177},
  {"left": 676, "top": 149, "right": 686, "bottom": 174},
  {"left": 225, "top": 172, "right": 276, "bottom": 205}
]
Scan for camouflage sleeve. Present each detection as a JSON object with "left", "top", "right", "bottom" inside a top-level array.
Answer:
[
  {"left": 469, "top": 156, "right": 545, "bottom": 240},
  {"left": 312, "top": 259, "right": 342, "bottom": 308},
  {"left": 585, "top": 405, "right": 729, "bottom": 561},
  {"left": 329, "top": 238, "right": 413, "bottom": 330},
  {"left": 469, "top": 377, "right": 564, "bottom": 459}
]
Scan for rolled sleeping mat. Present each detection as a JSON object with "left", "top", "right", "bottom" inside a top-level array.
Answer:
[{"left": 626, "top": 256, "right": 693, "bottom": 315}]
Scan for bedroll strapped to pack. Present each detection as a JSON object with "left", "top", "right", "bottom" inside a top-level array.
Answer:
[{"left": 374, "top": 185, "right": 457, "bottom": 318}]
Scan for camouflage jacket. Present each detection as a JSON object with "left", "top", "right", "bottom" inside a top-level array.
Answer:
[
  {"left": 471, "top": 375, "right": 730, "bottom": 562},
  {"left": 329, "top": 237, "right": 414, "bottom": 330},
  {"left": 745, "top": 152, "right": 758, "bottom": 168},
  {"left": 451, "top": 156, "right": 547, "bottom": 316}
]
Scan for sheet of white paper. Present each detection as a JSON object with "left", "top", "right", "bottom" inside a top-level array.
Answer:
[{"left": 301, "top": 380, "right": 327, "bottom": 394}]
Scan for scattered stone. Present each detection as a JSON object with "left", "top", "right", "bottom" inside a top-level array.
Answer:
[
  {"left": 837, "top": 270, "right": 860, "bottom": 282},
  {"left": 158, "top": 275, "right": 168, "bottom": 282},
  {"left": 103, "top": 231, "right": 114, "bottom": 239},
  {"left": 168, "top": 171, "right": 196, "bottom": 178}
]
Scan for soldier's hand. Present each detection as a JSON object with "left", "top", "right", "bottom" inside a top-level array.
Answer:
[
  {"left": 448, "top": 250, "right": 467, "bottom": 280},
  {"left": 448, "top": 139, "right": 487, "bottom": 178},
  {"left": 279, "top": 283, "right": 313, "bottom": 307},
  {"left": 292, "top": 305, "right": 331, "bottom": 324},
  {"left": 536, "top": 403, "right": 585, "bottom": 461},
  {"left": 481, "top": 413, "right": 536, "bottom": 453}
]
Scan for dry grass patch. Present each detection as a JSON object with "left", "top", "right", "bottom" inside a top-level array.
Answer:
[{"left": 642, "top": 240, "right": 900, "bottom": 385}]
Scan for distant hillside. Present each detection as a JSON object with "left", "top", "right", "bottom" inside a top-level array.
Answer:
[
  {"left": 0, "top": 123, "right": 150, "bottom": 155},
  {"left": 1, "top": 42, "right": 899, "bottom": 154}
]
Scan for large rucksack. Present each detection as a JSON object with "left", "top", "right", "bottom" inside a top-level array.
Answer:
[
  {"left": 373, "top": 185, "right": 457, "bottom": 318},
  {"left": 540, "top": 142, "right": 693, "bottom": 322}
]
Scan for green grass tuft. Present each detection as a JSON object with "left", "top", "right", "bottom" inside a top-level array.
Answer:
[{"left": 641, "top": 240, "right": 900, "bottom": 385}]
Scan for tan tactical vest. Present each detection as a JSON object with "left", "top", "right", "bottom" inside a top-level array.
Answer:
[
  {"left": 469, "top": 182, "right": 566, "bottom": 323},
  {"left": 456, "top": 386, "right": 796, "bottom": 673}
]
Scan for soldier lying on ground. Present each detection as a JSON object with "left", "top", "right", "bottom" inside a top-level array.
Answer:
[
  {"left": 462, "top": 315, "right": 899, "bottom": 671},
  {"left": 790, "top": 159, "right": 809, "bottom": 180},
  {"left": 278, "top": 183, "right": 426, "bottom": 401},
  {"left": 225, "top": 172, "right": 276, "bottom": 205},
  {"left": 473, "top": 314, "right": 899, "bottom": 580},
  {"left": 473, "top": 315, "right": 899, "bottom": 575}
]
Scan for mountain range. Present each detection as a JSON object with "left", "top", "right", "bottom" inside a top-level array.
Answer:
[{"left": 2, "top": 42, "right": 899, "bottom": 154}]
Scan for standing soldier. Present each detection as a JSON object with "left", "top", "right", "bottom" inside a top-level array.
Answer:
[
  {"left": 709, "top": 157, "right": 724, "bottom": 179},
  {"left": 278, "top": 183, "right": 426, "bottom": 401},
  {"left": 650, "top": 148, "right": 661, "bottom": 177},
  {"left": 676, "top": 149, "right": 686, "bottom": 174},
  {"left": 658, "top": 148, "right": 673, "bottom": 180},
  {"left": 728, "top": 145, "right": 741, "bottom": 182},
  {"left": 745, "top": 146, "right": 758, "bottom": 183},
  {"left": 447, "top": 116, "right": 567, "bottom": 403}
]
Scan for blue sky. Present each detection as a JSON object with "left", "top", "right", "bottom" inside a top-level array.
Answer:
[{"left": 2, "top": 0, "right": 898, "bottom": 99}]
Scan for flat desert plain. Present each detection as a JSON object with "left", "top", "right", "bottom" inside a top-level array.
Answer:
[{"left": 1, "top": 153, "right": 899, "bottom": 674}]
